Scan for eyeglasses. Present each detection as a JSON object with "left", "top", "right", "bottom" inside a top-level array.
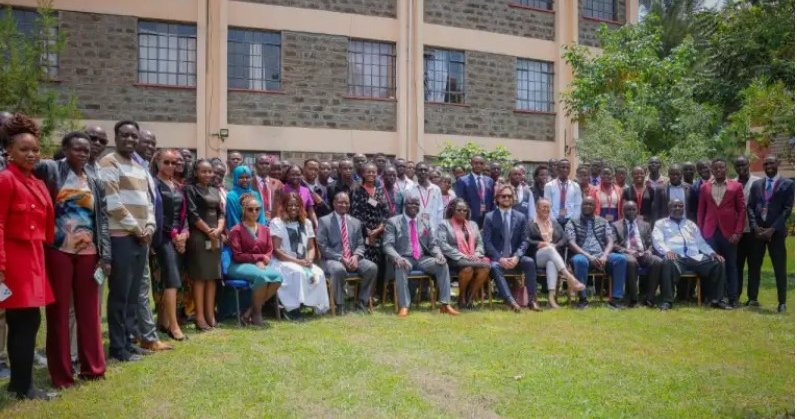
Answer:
[
  {"left": 498, "top": 194, "right": 513, "bottom": 199},
  {"left": 162, "top": 160, "right": 177, "bottom": 166},
  {"left": 245, "top": 207, "right": 261, "bottom": 212}
]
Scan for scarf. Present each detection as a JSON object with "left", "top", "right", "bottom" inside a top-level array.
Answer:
[
  {"left": 225, "top": 165, "right": 266, "bottom": 228},
  {"left": 451, "top": 218, "right": 477, "bottom": 257},
  {"left": 535, "top": 214, "right": 554, "bottom": 243}
]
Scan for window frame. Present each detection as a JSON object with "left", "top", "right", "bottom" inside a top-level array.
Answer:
[
  {"left": 514, "top": 0, "right": 554, "bottom": 11},
  {"left": 423, "top": 47, "right": 466, "bottom": 105},
  {"left": 582, "top": 0, "right": 618, "bottom": 22},
  {"left": 137, "top": 19, "right": 198, "bottom": 88},
  {"left": 346, "top": 39, "right": 397, "bottom": 99},
  {"left": 227, "top": 27, "right": 282, "bottom": 92},
  {"left": 9, "top": 8, "right": 59, "bottom": 79},
  {"left": 515, "top": 58, "right": 555, "bottom": 113}
]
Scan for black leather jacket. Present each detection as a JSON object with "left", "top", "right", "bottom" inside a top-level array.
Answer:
[{"left": 34, "top": 159, "right": 112, "bottom": 263}]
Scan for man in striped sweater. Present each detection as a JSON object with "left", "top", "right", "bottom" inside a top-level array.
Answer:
[{"left": 100, "top": 120, "right": 158, "bottom": 362}]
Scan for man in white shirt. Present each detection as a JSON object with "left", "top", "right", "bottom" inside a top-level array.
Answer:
[
  {"left": 652, "top": 199, "right": 730, "bottom": 309},
  {"left": 544, "top": 158, "right": 582, "bottom": 227},
  {"left": 405, "top": 162, "right": 444, "bottom": 233},
  {"left": 394, "top": 158, "right": 415, "bottom": 192}
]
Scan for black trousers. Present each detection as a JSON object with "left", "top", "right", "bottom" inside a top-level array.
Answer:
[
  {"left": 736, "top": 232, "right": 756, "bottom": 301},
  {"left": 663, "top": 256, "right": 725, "bottom": 303},
  {"left": 707, "top": 230, "right": 739, "bottom": 303},
  {"left": 748, "top": 231, "right": 788, "bottom": 304},
  {"left": 6, "top": 307, "right": 41, "bottom": 396},
  {"left": 107, "top": 236, "right": 147, "bottom": 359}
]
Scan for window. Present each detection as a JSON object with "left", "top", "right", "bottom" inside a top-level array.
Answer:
[
  {"left": 138, "top": 21, "right": 197, "bottom": 86},
  {"left": 347, "top": 40, "right": 396, "bottom": 98},
  {"left": 516, "top": 59, "right": 554, "bottom": 112},
  {"left": 516, "top": 0, "right": 553, "bottom": 10},
  {"left": 11, "top": 9, "right": 58, "bottom": 78},
  {"left": 423, "top": 48, "right": 465, "bottom": 104},
  {"left": 228, "top": 28, "right": 281, "bottom": 91},
  {"left": 583, "top": 0, "right": 616, "bottom": 21}
]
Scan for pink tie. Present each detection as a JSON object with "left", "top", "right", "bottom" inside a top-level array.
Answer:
[
  {"left": 341, "top": 216, "right": 351, "bottom": 259},
  {"left": 409, "top": 218, "right": 421, "bottom": 259}
]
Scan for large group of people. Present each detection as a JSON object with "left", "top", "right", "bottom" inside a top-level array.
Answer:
[{"left": 0, "top": 113, "right": 793, "bottom": 400}]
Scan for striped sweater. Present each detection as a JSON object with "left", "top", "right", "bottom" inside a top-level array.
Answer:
[{"left": 99, "top": 152, "right": 156, "bottom": 237}]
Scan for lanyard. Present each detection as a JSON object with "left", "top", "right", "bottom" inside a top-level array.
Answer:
[
  {"left": 384, "top": 187, "right": 396, "bottom": 214},
  {"left": 417, "top": 184, "right": 432, "bottom": 208}
]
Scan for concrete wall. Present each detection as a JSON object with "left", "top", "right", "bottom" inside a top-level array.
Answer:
[
  {"left": 424, "top": 0, "right": 555, "bottom": 41},
  {"left": 58, "top": 11, "right": 197, "bottom": 122},
  {"left": 227, "top": 31, "right": 397, "bottom": 132},
  {"left": 423, "top": 51, "right": 555, "bottom": 142},
  {"left": 236, "top": 0, "right": 397, "bottom": 18}
]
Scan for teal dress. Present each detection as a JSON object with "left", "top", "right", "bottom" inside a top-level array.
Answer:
[{"left": 226, "top": 223, "right": 281, "bottom": 289}]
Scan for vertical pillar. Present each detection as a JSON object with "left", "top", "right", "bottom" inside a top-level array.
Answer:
[
  {"left": 410, "top": 0, "right": 425, "bottom": 161},
  {"left": 396, "top": 0, "right": 410, "bottom": 159},
  {"left": 554, "top": 0, "right": 580, "bottom": 165},
  {"left": 203, "top": 0, "right": 227, "bottom": 159},
  {"left": 196, "top": 0, "right": 208, "bottom": 158}
]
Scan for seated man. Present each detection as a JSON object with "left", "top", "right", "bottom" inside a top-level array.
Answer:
[
  {"left": 316, "top": 192, "right": 378, "bottom": 314},
  {"left": 383, "top": 196, "right": 459, "bottom": 318},
  {"left": 611, "top": 201, "right": 665, "bottom": 309},
  {"left": 566, "top": 197, "right": 628, "bottom": 309},
  {"left": 652, "top": 199, "right": 730, "bottom": 310},
  {"left": 482, "top": 185, "right": 538, "bottom": 312}
]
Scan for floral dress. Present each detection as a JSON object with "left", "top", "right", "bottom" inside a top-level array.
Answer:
[{"left": 350, "top": 184, "right": 390, "bottom": 264}]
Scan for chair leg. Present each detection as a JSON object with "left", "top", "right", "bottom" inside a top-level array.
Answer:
[
  {"left": 488, "top": 281, "right": 493, "bottom": 309},
  {"left": 328, "top": 280, "right": 336, "bottom": 316},
  {"left": 234, "top": 288, "right": 242, "bottom": 327},
  {"left": 381, "top": 278, "right": 388, "bottom": 308},
  {"left": 608, "top": 277, "right": 613, "bottom": 301},
  {"left": 274, "top": 295, "right": 281, "bottom": 320},
  {"left": 394, "top": 280, "right": 399, "bottom": 314},
  {"left": 696, "top": 278, "right": 702, "bottom": 307},
  {"left": 430, "top": 278, "right": 436, "bottom": 310}
]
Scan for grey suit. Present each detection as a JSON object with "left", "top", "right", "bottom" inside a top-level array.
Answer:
[
  {"left": 316, "top": 212, "right": 377, "bottom": 307},
  {"left": 611, "top": 217, "right": 665, "bottom": 304},
  {"left": 383, "top": 214, "right": 451, "bottom": 308}
]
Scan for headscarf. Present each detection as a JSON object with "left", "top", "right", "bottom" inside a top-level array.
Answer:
[{"left": 225, "top": 165, "right": 266, "bottom": 228}]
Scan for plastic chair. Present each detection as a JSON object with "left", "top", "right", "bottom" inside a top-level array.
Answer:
[{"left": 221, "top": 247, "right": 279, "bottom": 325}]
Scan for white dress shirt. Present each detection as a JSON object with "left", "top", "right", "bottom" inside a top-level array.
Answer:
[
  {"left": 544, "top": 178, "right": 583, "bottom": 219},
  {"left": 405, "top": 182, "right": 443, "bottom": 233},
  {"left": 652, "top": 217, "right": 715, "bottom": 261}
]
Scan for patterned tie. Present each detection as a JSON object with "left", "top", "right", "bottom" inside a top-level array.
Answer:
[
  {"left": 409, "top": 218, "right": 421, "bottom": 259},
  {"left": 340, "top": 216, "right": 351, "bottom": 259},
  {"left": 628, "top": 222, "right": 639, "bottom": 251},
  {"left": 502, "top": 211, "right": 512, "bottom": 257}
]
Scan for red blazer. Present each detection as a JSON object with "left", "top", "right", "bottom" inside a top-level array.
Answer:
[
  {"left": 697, "top": 179, "right": 745, "bottom": 240},
  {"left": 228, "top": 223, "right": 274, "bottom": 264},
  {"left": 0, "top": 164, "right": 55, "bottom": 308}
]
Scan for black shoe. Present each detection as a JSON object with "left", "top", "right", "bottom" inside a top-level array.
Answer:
[
  {"left": 658, "top": 302, "right": 672, "bottom": 311},
  {"left": 710, "top": 301, "right": 733, "bottom": 310},
  {"left": 284, "top": 309, "right": 302, "bottom": 321},
  {"left": 354, "top": 301, "right": 370, "bottom": 314},
  {"left": 335, "top": 304, "right": 347, "bottom": 315},
  {"left": 627, "top": 300, "right": 638, "bottom": 308},
  {"left": 608, "top": 299, "right": 625, "bottom": 310},
  {"left": 128, "top": 346, "right": 154, "bottom": 356},
  {"left": 576, "top": 299, "right": 589, "bottom": 309},
  {"left": 643, "top": 299, "right": 656, "bottom": 308},
  {"left": 729, "top": 300, "right": 741, "bottom": 309},
  {"left": 777, "top": 303, "right": 787, "bottom": 313},
  {"left": 16, "top": 387, "right": 57, "bottom": 401},
  {"left": 745, "top": 299, "right": 760, "bottom": 307},
  {"left": 111, "top": 353, "right": 142, "bottom": 363}
]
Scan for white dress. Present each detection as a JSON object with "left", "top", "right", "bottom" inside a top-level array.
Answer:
[{"left": 269, "top": 217, "right": 330, "bottom": 313}]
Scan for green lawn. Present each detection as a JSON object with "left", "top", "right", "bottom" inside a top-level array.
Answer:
[{"left": 1, "top": 273, "right": 793, "bottom": 417}]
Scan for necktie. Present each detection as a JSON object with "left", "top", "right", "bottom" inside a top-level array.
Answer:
[
  {"left": 502, "top": 212, "right": 512, "bottom": 257},
  {"left": 409, "top": 218, "right": 421, "bottom": 259},
  {"left": 559, "top": 181, "right": 567, "bottom": 215},
  {"left": 765, "top": 178, "right": 774, "bottom": 201},
  {"left": 477, "top": 176, "right": 485, "bottom": 203},
  {"left": 261, "top": 179, "right": 270, "bottom": 210},
  {"left": 340, "top": 216, "right": 351, "bottom": 259},
  {"left": 628, "top": 222, "right": 639, "bottom": 251}
]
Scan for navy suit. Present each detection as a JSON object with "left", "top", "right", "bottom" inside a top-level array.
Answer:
[
  {"left": 454, "top": 172, "right": 495, "bottom": 226},
  {"left": 746, "top": 176, "right": 795, "bottom": 304},
  {"left": 482, "top": 208, "right": 537, "bottom": 304}
]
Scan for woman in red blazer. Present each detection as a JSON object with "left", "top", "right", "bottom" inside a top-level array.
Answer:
[{"left": 0, "top": 114, "right": 55, "bottom": 400}]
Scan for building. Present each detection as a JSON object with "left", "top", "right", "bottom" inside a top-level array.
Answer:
[{"left": 5, "top": 0, "right": 638, "bottom": 164}]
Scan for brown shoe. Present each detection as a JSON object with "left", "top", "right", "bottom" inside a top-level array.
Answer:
[
  {"left": 529, "top": 301, "right": 542, "bottom": 312},
  {"left": 397, "top": 308, "right": 409, "bottom": 318},
  {"left": 140, "top": 340, "right": 173, "bottom": 351},
  {"left": 439, "top": 304, "right": 460, "bottom": 316}
]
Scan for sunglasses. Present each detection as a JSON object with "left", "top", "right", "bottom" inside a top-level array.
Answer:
[
  {"left": 455, "top": 208, "right": 468, "bottom": 213},
  {"left": 88, "top": 135, "right": 108, "bottom": 145},
  {"left": 162, "top": 160, "right": 177, "bottom": 166},
  {"left": 246, "top": 207, "right": 262, "bottom": 212},
  {"left": 498, "top": 194, "right": 513, "bottom": 198}
]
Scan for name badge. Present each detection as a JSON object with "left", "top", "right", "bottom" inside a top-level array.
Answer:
[
  {"left": 422, "top": 213, "right": 430, "bottom": 222},
  {"left": 559, "top": 208, "right": 567, "bottom": 217},
  {"left": 368, "top": 198, "right": 378, "bottom": 207},
  {"left": 605, "top": 214, "right": 615, "bottom": 222}
]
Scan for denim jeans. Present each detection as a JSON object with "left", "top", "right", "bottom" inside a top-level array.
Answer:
[{"left": 570, "top": 253, "right": 627, "bottom": 299}]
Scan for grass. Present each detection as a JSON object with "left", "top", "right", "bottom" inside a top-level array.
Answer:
[{"left": 0, "top": 271, "right": 793, "bottom": 417}]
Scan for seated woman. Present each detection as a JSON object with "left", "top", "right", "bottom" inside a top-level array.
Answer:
[
  {"left": 526, "top": 198, "right": 585, "bottom": 308},
  {"left": 436, "top": 198, "right": 491, "bottom": 310},
  {"left": 269, "top": 192, "right": 330, "bottom": 319},
  {"left": 227, "top": 193, "right": 282, "bottom": 326}
]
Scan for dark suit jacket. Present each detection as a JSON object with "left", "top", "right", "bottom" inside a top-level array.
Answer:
[
  {"left": 747, "top": 176, "right": 795, "bottom": 234},
  {"left": 611, "top": 217, "right": 653, "bottom": 253},
  {"left": 481, "top": 208, "right": 530, "bottom": 261},
  {"left": 651, "top": 182, "right": 694, "bottom": 222},
  {"left": 382, "top": 214, "right": 442, "bottom": 262},
  {"left": 512, "top": 184, "right": 533, "bottom": 216},
  {"left": 697, "top": 180, "right": 745, "bottom": 239},
  {"left": 454, "top": 172, "right": 495, "bottom": 224},
  {"left": 621, "top": 185, "right": 657, "bottom": 222},
  {"left": 525, "top": 219, "right": 566, "bottom": 258},
  {"left": 316, "top": 212, "right": 366, "bottom": 261}
]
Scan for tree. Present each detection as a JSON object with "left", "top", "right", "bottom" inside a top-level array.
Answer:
[
  {"left": 563, "top": 16, "right": 723, "bottom": 164},
  {"left": 0, "top": 1, "right": 80, "bottom": 154},
  {"left": 434, "top": 141, "right": 514, "bottom": 171}
]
